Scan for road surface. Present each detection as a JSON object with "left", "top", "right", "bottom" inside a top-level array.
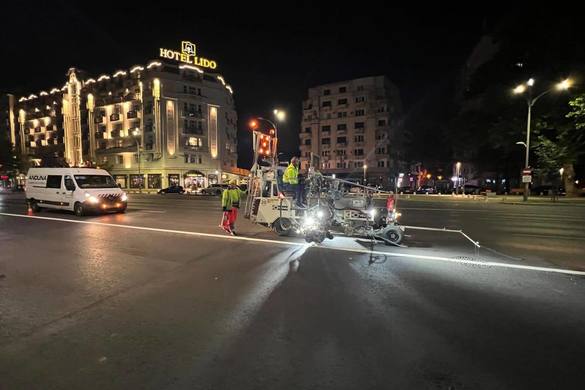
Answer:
[{"left": 1, "top": 193, "right": 584, "bottom": 389}]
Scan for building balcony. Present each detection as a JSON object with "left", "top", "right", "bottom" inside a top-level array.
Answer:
[
  {"left": 183, "top": 127, "right": 204, "bottom": 135},
  {"left": 354, "top": 128, "right": 365, "bottom": 134},
  {"left": 336, "top": 143, "right": 347, "bottom": 148},
  {"left": 183, "top": 110, "right": 203, "bottom": 119}
]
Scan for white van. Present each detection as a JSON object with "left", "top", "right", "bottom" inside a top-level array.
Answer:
[{"left": 25, "top": 168, "right": 127, "bottom": 216}]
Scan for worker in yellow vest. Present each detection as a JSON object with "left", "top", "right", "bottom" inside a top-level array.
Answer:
[
  {"left": 221, "top": 180, "right": 245, "bottom": 235},
  {"left": 282, "top": 157, "right": 304, "bottom": 207}
]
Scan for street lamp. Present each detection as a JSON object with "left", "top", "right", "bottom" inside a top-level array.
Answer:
[
  {"left": 132, "top": 128, "right": 142, "bottom": 193},
  {"left": 363, "top": 164, "right": 367, "bottom": 183},
  {"left": 273, "top": 109, "right": 286, "bottom": 122},
  {"left": 455, "top": 162, "right": 462, "bottom": 194},
  {"left": 513, "top": 78, "right": 572, "bottom": 201}
]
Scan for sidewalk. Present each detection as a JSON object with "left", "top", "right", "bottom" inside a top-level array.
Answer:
[{"left": 397, "top": 193, "right": 585, "bottom": 206}]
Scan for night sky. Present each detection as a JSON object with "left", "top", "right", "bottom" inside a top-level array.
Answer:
[{"left": 3, "top": 2, "right": 500, "bottom": 167}]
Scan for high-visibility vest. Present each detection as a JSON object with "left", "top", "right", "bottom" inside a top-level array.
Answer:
[{"left": 283, "top": 164, "right": 299, "bottom": 185}]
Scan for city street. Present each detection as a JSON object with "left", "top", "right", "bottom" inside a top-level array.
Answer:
[{"left": 1, "top": 193, "right": 584, "bottom": 389}]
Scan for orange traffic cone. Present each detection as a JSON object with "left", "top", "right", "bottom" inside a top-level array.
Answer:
[{"left": 27, "top": 202, "right": 33, "bottom": 216}]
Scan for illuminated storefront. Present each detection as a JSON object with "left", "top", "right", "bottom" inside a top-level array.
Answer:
[{"left": 7, "top": 41, "right": 246, "bottom": 190}]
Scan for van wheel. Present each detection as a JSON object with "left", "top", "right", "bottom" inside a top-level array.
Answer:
[
  {"left": 30, "top": 200, "right": 41, "bottom": 212},
  {"left": 74, "top": 202, "right": 84, "bottom": 217}
]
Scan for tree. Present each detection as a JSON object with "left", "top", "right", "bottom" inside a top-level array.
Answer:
[{"left": 533, "top": 93, "right": 585, "bottom": 195}]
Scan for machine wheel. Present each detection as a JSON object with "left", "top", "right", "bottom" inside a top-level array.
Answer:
[
  {"left": 74, "top": 202, "right": 85, "bottom": 217},
  {"left": 384, "top": 227, "right": 403, "bottom": 245},
  {"left": 273, "top": 218, "right": 292, "bottom": 236}
]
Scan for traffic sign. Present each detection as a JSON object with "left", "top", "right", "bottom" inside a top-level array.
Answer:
[{"left": 522, "top": 175, "right": 532, "bottom": 183}]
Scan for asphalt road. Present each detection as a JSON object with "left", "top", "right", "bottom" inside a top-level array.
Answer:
[{"left": 1, "top": 193, "right": 584, "bottom": 389}]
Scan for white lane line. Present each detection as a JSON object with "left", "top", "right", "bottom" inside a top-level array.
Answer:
[
  {"left": 2, "top": 212, "right": 585, "bottom": 277},
  {"left": 0, "top": 212, "right": 304, "bottom": 247}
]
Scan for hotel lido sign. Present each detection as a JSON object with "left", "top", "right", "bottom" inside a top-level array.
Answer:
[{"left": 159, "top": 41, "right": 218, "bottom": 69}]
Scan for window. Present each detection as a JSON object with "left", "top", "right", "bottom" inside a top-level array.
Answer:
[
  {"left": 184, "top": 154, "right": 198, "bottom": 163},
  {"left": 339, "top": 86, "right": 347, "bottom": 93},
  {"left": 321, "top": 125, "right": 331, "bottom": 132},
  {"left": 337, "top": 124, "right": 347, "bottom": 131},
  {"left": 304, "top": 127, "right": 311, "bottom": 133},
  {"left": 116, "top": 155, "right": 124, "bottom": 165},
  {"left": 337, "top": 112, "right": 347, "bottom": 118},
  {"left": 304, "top": 139, "right": 311, "bottom": 145},
  {"left": 74, "top": 175, "right": 117, "bottom": 189},
  {"left": 354, "top": 161, "right": 364, "bottom": 168},
  {"left": 354, "top": 135, "right": 364, "bottom": 142},
  {"left": 376, "top": 132, "right": 388, "bottom": 141},
  {"left": 46, "top": 175, "right": 62, "bottom": 189},
  {"left": 321, "top": 150, "right": 330, "bottom": 157},
  {"left": 130, "top": 174, "right": 144, "bottom": 189},
  {"left": 323, "top": 89, "right": 331, "bottom": 95},
  {"left": 322, "top": 101, "right": 332, "bottom": 108},
  {"left": 378, "top": 119, "right": 387, "bottom": 126},
  {"left": 148, "top": 174, "right": 162, "bottom": 189},
  {"left": 336, "top": 149, "right": 346, "bottom": 156},
  {"left": 114, "top": 175, "right": 127, "bottom": 188},
  {"left": 168, "top": 174, "right": 180, "bottom": 186},
  {"left": 354, "top": 149, "right": 364, "bottom": 156},
  {"left": 355, "top": 96, "right": 366, "bottom": 103},
  {"left": 354, "top": 122, "right": 365, "bottom": 129},
  {"left": 337, "top": 98, "right": 347, "bottom": 105},
  {"left": 355, "top": 109, "right": 365, "bottom": 116},
  {"left": 187, "top": 137, "right": 202, "bottom": 147},
  {"left": 336, "top": 162, "right": 344, "bottom": 168},
  {"left": 357, "top": 85, "right": 364, "bottom": 91},
  {"left": 376, "top": 147, "right": 386, "bottom": 154},
  {"left": 64, "top": 175, "right": 76, "bottom": 191},
  {"left": 337, "top": 136, "right": 347, "bottom": 144},
  {"left": 321, "top": 138, "right": 331, "bottom": 145},
  {"left": 377, "top": 160, "right": 386, "bottom": 168}
]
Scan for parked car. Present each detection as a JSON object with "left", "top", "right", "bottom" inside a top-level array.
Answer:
[
  {"left": 200, "top": 183, "right": 229, "bottom": 196},
  {"left": 158, "top": 185, "right": 185, "bottom": 194},
  {"left": 397, "top": 186, "right": 414, "bottom": 194},
  {"left": 462, "top": 184, "right": 481, "bottom": 195},
  {"left": 415, "top": 186, "right": 435, "bottom": 194},
  {"left": 531, "top": 185, "right": 566, "bottom": 196}
]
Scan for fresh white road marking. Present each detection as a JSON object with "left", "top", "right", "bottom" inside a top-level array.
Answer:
[{"left": 1, "top": 212, "right": 585, "bottom": 277}]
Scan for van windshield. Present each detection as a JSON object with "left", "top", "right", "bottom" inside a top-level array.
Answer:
[{"left": 74, "top": 175, "right": 117, "bottom": 188}]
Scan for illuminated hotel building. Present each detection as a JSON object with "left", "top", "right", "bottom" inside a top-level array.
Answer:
[
  {"left": 7, "top": 41, "right": 243, "bottom": 190},
  {"left": 299, "top": 76, "right": 404, "bottom": 185}
]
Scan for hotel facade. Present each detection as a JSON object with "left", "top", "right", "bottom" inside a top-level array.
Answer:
[
  {"left": 6, "top": 40, "right": 244, "bottom": 190},
  {"left": 299, "top": 76, "right": 404, "bottom": 186}
]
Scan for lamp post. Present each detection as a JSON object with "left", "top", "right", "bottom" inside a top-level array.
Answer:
[
  {"left": 513, "top": 78, "right": 572, "bottom": 201},
  {"left": 132, "top": 128, "right": 142, "bottom": 193},
  {"left": 455, "top": 162, "right": 461, "bottom": 194},
  {"left": 363, "top": 164, "right": 367, "bottom": 184}
]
